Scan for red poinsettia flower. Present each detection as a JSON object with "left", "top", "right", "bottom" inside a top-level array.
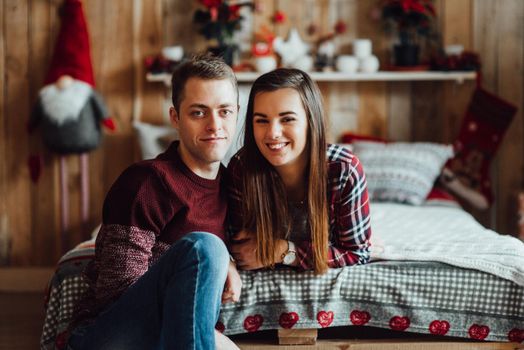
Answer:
[
  {"left": 401, "top": 0, "right": 425, "bottom": 14},
  {"left": 229, "top": 5, "right": 241, "bottom": 20},
  {"left": 200, "top": 0, "right": 222, "bottom": 8}
]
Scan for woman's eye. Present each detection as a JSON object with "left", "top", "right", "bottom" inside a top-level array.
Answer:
[
  {"left": 221, "top": 109, "right": 233, "bottom": 117},
  {"left": 254, "top": 118, "right": 268, "bottom": 124},
  {"left": 282, "top": 117, "right": 295, "bottom": 122}
]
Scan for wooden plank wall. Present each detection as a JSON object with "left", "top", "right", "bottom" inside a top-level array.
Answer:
[{"left": 0, "top": 0, "right": 522, "bottom": 267}]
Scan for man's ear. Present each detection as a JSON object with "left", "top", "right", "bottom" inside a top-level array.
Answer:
[{"left": 169, "top": 107, "right": 179, "bottom": 130}]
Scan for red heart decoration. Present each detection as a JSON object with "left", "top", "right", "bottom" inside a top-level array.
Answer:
[
  {"left": 468, "top": 324, "right": 490, "bottom": 340},
  {"left": 279, "top": 312, "right": 299, "bottom": 329},
  {"left": 243, "top": 314, "right": 263, "bottom": 332},
  {"left": 508, "top": 328, "right": 524, "bottom": 343},
  {"left": 429, "top": 320, "right": 450, "bottom": 336},
  {"left": 316, "top": 310, "right": 334, "bottom": 328},
  {"left": 215, "top": 321, "right": 225, "bottom": 333},
  {"left": 389, "top": 316, "right": 410, "bottom": 331},
  {"left": 350, "top": 310, "right": 371, "bottom": 326}
]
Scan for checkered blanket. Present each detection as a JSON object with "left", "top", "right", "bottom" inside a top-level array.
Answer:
[
  {"left": 218, "top": 261, "right": 524, "bottom": 342},
  {"left": 41, "top": 205, "right": 524, "bottom": 349}
]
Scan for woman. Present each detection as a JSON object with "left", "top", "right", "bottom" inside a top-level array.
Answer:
[{"left": 227, "top": 68, "right": 371, "bottom": 274}]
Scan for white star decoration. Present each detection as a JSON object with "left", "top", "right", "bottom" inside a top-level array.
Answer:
[{"left": 273, "top": 28, "right": 310, "bottom": 67}]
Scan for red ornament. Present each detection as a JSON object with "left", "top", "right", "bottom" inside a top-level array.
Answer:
[
  {"left": 272, "top": 10, "right": 286, "bottom": 24},
  {"left": 279, "top": 312, "right": 299, "bottom": 329},
  {"left": 334, "top": 20, "right": 347, "bottom": 34},
  {"left": 316, "top": 310, "right": 334, "bottom": 328},
  {"left": 349, "top": 310, "right": 371, "bottom": 326}
]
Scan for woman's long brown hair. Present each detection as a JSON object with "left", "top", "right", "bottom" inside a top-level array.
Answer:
[{"left": 241, "top": 68, "right": 329, "bottom": 274}]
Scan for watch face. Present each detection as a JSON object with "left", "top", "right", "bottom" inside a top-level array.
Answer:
[{"left": 283, "top": 251, "right": 296, "bottom": 265}]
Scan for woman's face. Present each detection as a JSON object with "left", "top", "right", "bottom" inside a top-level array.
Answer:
[{"left": 252, "top": 88, "right": 309, "bottom": 172}]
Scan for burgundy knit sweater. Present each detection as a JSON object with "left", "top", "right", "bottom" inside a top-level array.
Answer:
[{"left": 72, "top": 141, "right": 227, "bottom": 328}]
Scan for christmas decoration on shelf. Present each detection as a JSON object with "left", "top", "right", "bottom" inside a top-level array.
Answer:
[
  {"left": 193, "top": 0, "right": 254, "bottom": 66},
  {"left": 252, "top": 25, "right": 278, "bottom": 72},
  {"left": 145, "top": 46, "right": 185, "bottom": 76},
  {"left": 430, "top": 46, "right": 481, "bottom": 72},
  {"left": 378, "top": 0, "right": 437, "bottom": 66}
]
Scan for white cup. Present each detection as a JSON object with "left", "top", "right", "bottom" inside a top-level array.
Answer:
[
  {"left": 353, "top": 39, "right": 372, "bottom": 59},
  {"left": 255, "top": 56, "right": 277, "bottom": 73},
  {"left": 292, "top": 55, "right": 314, "bottom": 72},
  {"left": 162, "top": 46, "right": 184, "bottom": 61},
  {"left": 359, "top": 55, "right": 380, "bottom": 73},
  {"left": 445, "top": 44, "right": 464, "bottom": 56},
  {"left": 336, "top": 55, "right": 358, "bottom": 73}
]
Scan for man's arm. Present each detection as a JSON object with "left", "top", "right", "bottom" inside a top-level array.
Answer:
[{"left": 92, "top": 164, "right": 175, "bottom": 307}]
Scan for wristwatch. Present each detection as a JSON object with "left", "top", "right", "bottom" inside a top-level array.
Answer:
[{"left": 282, "top": 240, "right": 297, "bottom": 265}]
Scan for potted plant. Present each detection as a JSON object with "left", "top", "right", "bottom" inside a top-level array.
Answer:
[
  {"left": 193, "top": 0, "right": 253, "bottom": 66},
  {"left": 380, "top": 0, "right": 436, "bottom": 66}
]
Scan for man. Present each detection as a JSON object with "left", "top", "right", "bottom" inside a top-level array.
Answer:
[{"left": 67, "top": 54, "right": 242, "bottom": 350}]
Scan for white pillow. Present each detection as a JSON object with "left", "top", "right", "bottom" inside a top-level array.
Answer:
[
  {"left": 133, "top": 121, "right": 178, "bottom": 160},
  {"left": 352, "top": 141, "right": 454, "bottom": 205}
]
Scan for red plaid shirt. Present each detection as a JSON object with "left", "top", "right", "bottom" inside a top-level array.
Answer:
[{"left": 227, "top": 144, "right": 371, "bottom": 270}]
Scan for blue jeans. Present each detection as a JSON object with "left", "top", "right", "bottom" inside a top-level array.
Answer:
[{"left": 67, "top": 232, "right": 230, "bottom": 350}]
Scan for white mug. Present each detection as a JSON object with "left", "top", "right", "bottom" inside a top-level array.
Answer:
[
  {"left": 162, "top": 46, "right": 184, "bottom": 61},
  {"left": 292, "top": 55, "right": 314, "bottom": 72},
  {"left": 255, "top": 56, "right": 277, "bottom": 73},
  {"left": 353, "top": 39, "right": 372, "bottom": 59},
  {"left": 336, "top": 55, "right": 358, "bottom": 73},
  {"left": 359, "top": 55, "right": 380, "bottom": 73}
]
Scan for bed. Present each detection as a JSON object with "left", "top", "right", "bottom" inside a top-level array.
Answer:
[
  {"left": 40, "top": 140, "right": 524, "bottom": 349},
  {"left": 40, "top": 199, "right": 524, "bottom": 349}
]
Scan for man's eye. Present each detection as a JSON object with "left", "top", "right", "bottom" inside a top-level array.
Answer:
[{"left": 191, "top": 110, "right": 205, "bottom": 117}]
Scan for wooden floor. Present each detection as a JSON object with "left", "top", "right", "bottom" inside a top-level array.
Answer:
[{"left": 0, "top": 292, "right": 45, "bottom": 350}]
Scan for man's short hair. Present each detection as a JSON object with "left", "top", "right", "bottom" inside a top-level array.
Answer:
[{"left": 171, "top": 53, "right": 238, "bottom": 114}]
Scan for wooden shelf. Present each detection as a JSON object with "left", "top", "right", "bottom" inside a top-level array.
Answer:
[{"left": 147, "top": 71, "right": 477, "bottom": 86}]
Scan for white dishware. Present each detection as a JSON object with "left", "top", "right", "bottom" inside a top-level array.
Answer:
[
  {"left": 335, "top": 55, "right": 358, "bottom": 73},
  {"left": 353, "top": 39, "right": 372, "bottom": 59},
  {"left": 359, "top": 55, "right": 380, "bottom": 73},
  {"left": 162, "top": 46, "right": 184, "bottom": 61},
  {"left": 255, "top": 56, "right": 277, "bottom": 73}
]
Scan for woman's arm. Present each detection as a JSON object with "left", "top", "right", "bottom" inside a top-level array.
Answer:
[{"left": 294, "top": 153, "right": 372, "bottom": 269}]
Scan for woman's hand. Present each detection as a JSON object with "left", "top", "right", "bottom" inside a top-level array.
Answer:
[
  {"left": 229, "top": 230, "right": 264, "bottom": 270},
  {"left": 229, "top": 230, "right": 290, "bottom": 270},
  {"left": 222, "top": 260, "right": 242, "bottom": 303}
]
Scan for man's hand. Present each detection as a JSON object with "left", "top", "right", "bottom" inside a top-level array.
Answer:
[
  {"left": 229, "top": 230, "right": 265, "bottom": 270},
  {"left": 222, "top": 260, "right": 242, "bottom": 303}
]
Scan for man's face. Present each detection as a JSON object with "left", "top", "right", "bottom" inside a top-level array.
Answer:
[{"left": 170, "top": 78, "right": 238, "bottom": 172}]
